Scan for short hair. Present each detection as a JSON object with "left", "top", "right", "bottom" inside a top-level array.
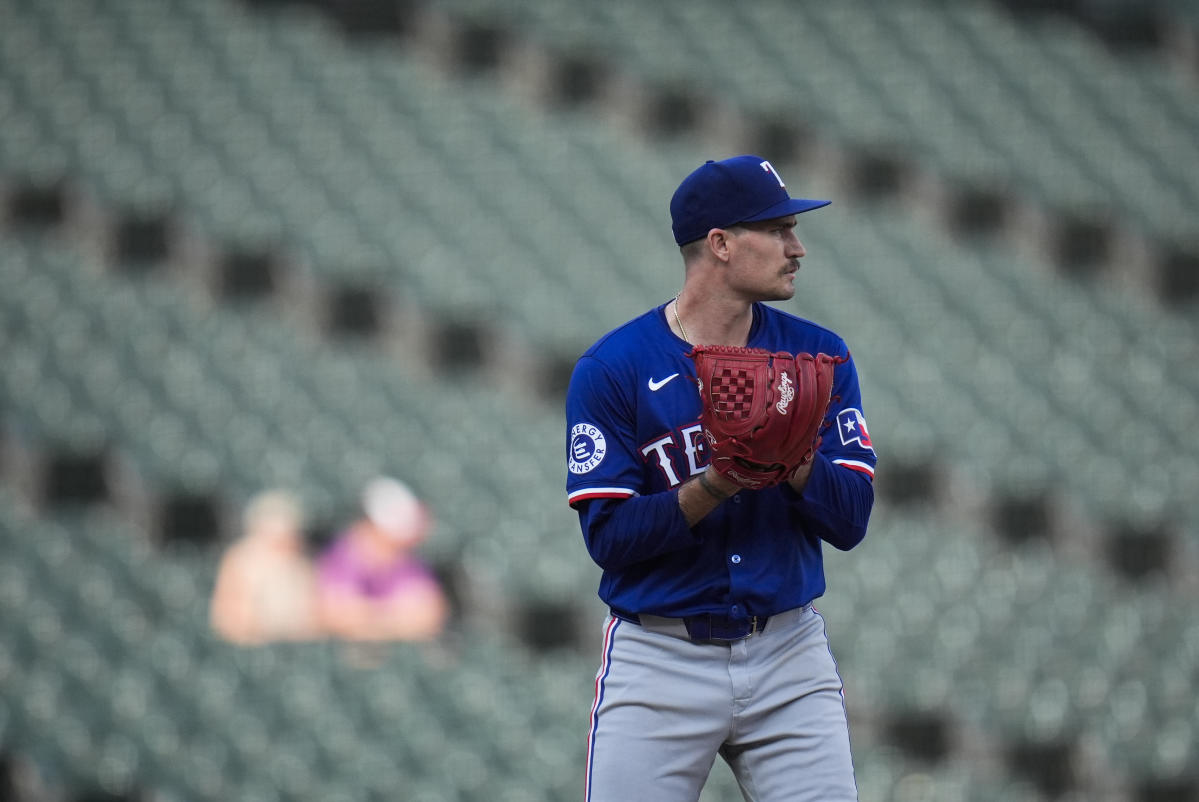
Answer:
[
  {"left": 679, "top": 237, "right": 707, "bottom": 264},
  {"left": 243, "top": 490, "right": 304, "bottom": 536}
]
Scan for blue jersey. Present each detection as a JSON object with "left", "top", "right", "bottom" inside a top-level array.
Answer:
[{"left": 565, "top": 301, "right": 876, "bottom": 619}]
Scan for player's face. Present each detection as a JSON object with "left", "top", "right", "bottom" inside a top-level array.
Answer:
[{"left": 726, "top": 215, "right": 806, "bottom": 302}]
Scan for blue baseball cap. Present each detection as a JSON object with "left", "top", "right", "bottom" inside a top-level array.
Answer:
[{"left": 670, "top": 155, "right": 831, "bottom": 246}]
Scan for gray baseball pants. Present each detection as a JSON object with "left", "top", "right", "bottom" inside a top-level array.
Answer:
[{"left": 585, "top": 605, "right": 858, "bottom": 802}]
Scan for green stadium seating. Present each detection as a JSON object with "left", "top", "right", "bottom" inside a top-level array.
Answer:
[{"left": 2, "top": 0, "right": 1197, "bottom": 796}]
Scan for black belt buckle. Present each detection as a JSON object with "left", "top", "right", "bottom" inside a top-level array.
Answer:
[{"left": 684, "top": 614, "right": 767, "bottom": 642}]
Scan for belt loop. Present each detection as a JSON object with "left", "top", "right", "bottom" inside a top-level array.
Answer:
[{"left": 682, "top": 615, "right": 711, "bottom": 641}]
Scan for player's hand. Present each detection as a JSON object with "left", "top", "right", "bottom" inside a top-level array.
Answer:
[{"left": 787, "top": 457, "right": 817, "bottom": 494}]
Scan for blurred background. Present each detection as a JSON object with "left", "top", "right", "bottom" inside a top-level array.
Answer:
[{"left": 1, "top": 0, "right": 1198, "bottom": 800}]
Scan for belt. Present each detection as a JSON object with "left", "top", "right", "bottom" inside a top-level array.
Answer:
[{"left": 611, "top": 605, "right": 808, "bottom": 642}]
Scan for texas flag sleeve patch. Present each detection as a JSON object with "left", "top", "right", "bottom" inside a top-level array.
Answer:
[
  {"left": 836, "top": 408, "right": 873, "bottom": 451},
  {"left": 831, "top": 407, "right": 875, "bottom": 479}
]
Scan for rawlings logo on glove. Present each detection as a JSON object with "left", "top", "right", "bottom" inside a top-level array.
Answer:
[
  {"left": 775, "top": 372, "right": 795, "bottom": 414},
  {"left": 689, "top": 345, "right": 838, "bottom": 490}
]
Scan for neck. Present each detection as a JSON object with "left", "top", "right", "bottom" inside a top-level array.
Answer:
[{"left": 673, "top": 289, "right": 754, "bottom": 347}]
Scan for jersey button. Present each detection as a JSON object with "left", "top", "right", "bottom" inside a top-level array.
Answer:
[{"left": 730, "top": 554, "right": 742, "bottom": 564}]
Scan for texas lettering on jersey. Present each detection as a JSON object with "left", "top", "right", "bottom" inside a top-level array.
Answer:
[{"left": 640, "top": 422, "right": 706, "bottom": 488}]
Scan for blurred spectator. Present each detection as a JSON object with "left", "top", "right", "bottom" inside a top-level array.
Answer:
[
  {"left": 316, "top": 476, "right": 448, "bottom": 642},
  {"left": 209, "top": 490, "right": 322, "bottom": 644}
]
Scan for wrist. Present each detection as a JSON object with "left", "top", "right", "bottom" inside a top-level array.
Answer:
[{"left": 698, "top": 469, "right": 738, "bottom": 501}]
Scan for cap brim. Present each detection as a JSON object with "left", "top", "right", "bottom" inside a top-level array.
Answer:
[{"left": 741, "top": 197, "right": 831, "bottom": 223}]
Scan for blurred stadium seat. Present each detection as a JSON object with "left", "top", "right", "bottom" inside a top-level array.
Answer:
[{"left": 1, "top": 0, "right": 1197, "bottom": 799}]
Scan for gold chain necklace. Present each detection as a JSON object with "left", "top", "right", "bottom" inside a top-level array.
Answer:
[{"left": 673, "top": 295, "right": 691, "bottom": 343}]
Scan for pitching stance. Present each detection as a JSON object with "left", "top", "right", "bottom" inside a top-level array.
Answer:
[{"left": 566, "top": 155, "right": 877, "bottom": 801}]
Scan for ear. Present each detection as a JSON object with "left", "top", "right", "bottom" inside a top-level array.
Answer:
[{"left": 706, "top": 228, "right": 733, "bottom": 262}]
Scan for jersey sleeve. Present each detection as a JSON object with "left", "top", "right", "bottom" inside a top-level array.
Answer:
[
  {"left": 565, "top": 354, "right": 644, "bottom": 507},
  {"left": 822, "top": 350, "right": 877, "bottom": 481},
  {"left": 781, "top": 347, "right": 877, "bottom": 550}
]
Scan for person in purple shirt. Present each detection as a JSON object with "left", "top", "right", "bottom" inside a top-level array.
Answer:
[{"left": 316, "top": 476, "right": 448, "bottom": 642}]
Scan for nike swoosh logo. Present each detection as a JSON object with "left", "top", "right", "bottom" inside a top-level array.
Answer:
[{"left": 648, "top": 373, "right": 680, "bottom": 392}]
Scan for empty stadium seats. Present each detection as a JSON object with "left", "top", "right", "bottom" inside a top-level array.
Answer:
[{"left": 1, "top": 0, "right": 1197, "bottom": 798}]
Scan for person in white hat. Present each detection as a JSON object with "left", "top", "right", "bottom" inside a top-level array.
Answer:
[{"left": 315, "top": 476, "right": 448, "bottom": 642}]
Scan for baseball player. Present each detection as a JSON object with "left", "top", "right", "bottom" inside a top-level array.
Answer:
[{"left": 565, "top": 155, "right": 876, "bottom": 801}]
